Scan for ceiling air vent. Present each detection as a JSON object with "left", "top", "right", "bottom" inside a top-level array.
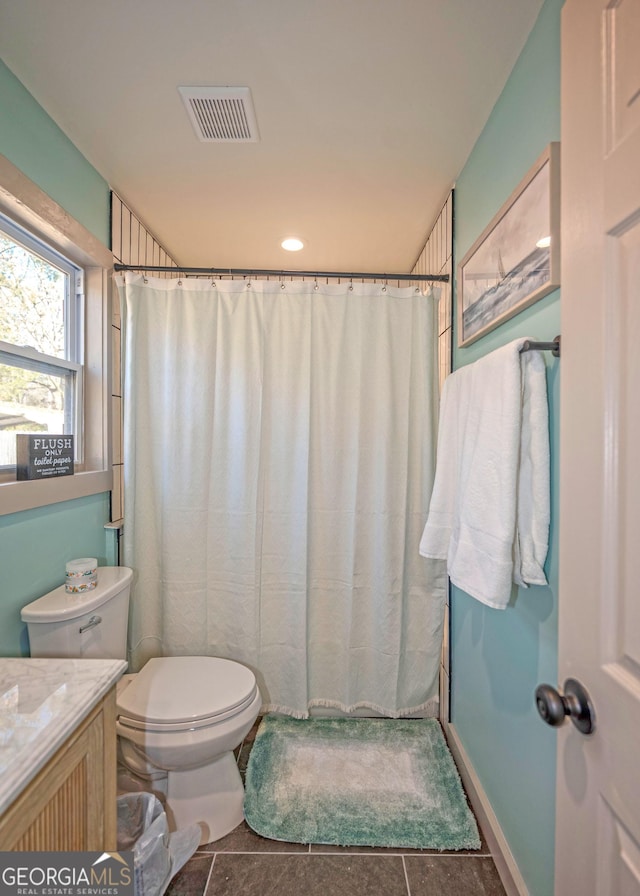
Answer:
[{"left": 178, "top": 86, "right": 259, "bottom": 143}]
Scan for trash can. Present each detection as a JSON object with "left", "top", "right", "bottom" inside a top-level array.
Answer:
[{"left": 117, "top": 793, "right": 201, "bottom": 896}]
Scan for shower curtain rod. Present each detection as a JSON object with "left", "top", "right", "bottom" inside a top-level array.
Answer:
[{"left": 113, "top": 263, "right": 449, "bottom": 283}]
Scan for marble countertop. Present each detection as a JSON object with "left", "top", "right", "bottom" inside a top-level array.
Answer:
[{"left": 0, "top": 657, "right": 127, "bottom": 815}]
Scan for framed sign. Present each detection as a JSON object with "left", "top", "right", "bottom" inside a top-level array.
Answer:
[{"left": 458, "top": 143, "right": 560, "bottom": 347}]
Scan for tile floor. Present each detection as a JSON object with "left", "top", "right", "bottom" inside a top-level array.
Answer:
[{"left": 166, "top": 719, "right": 507, "bottom": 896}]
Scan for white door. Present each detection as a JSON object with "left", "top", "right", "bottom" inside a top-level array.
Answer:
[{"left": 556, "top": 0, "right": 640, "bottom": 892}]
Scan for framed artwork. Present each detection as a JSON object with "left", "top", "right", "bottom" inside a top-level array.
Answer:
[{"left": 457, "top": 142, "right": 560, "bottom": 347}]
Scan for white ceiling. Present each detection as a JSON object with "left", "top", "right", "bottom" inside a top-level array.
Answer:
[{"left": 0, "top": 1, "right": 544, "bottom": 273}]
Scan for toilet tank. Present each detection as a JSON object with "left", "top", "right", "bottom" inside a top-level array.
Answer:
[{"left": 21, "top": 566, "right": 133, "bottom": 661}]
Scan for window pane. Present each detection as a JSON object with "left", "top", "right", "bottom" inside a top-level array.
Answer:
[
  {"left": 0, "top": 233, "right": 66, "bottom": 358},
  {"left": 0, "top": 362, "right": 74, "bottom": 466}
]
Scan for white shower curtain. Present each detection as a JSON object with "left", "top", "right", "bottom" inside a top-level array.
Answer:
[{"left": 118, "top": 273, "right": 446, "bottom": 718}]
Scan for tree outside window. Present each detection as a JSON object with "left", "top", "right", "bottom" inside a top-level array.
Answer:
[{"left": 0, "top": 227, "right": 78, "bottom": 467}]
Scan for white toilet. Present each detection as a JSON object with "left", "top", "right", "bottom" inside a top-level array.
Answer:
[{"left": 20, "top": 566, "right": 261, "bottom": 845}]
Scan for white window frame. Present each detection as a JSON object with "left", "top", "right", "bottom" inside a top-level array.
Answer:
[
  {"left": 0, "top": 341, "right": 83, "bottom": 457},
  {"left": 0, "top": 213, "right": 84, "bottom": 465},
  {"left": 0, "top": 154, "right": 112, "bottom": 515}
]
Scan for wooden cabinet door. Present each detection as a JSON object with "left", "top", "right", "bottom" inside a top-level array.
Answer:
[{"left": 0, "top": 690, "right": 117, "bottom": 851}]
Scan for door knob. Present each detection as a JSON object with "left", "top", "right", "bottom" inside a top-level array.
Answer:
[{"left": 535, "top": 678, "right": 595, "bottom": 735}]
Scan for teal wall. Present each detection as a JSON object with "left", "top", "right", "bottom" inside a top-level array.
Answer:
[
  {"left": 0, "top": 494, "right": 112, "bottom": 655},
  {"left": 451, "top": 2, "right": 562, "bottom": 894},
  {"left": 0, "top": 59, "right": 113, "bottom": 656},
  {"left": 0, "top": 59, "right": 110, "bottom": 246}
]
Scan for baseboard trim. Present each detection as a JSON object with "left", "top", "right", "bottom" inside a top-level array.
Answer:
[{"left": 443, "top": 721, "right": 529, "bottom": 896}]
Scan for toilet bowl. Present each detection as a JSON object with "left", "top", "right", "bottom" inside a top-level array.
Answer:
[
  {"left": 115, "top": 655, "right": 261, "bottom": 841},
  {"left": 20, "top": 567, "right": 261, "bottom": 844}
]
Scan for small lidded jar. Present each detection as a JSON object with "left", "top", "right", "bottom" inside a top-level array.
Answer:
[{"left": 65, "top": 558, "right": 98, "bottom": 593}]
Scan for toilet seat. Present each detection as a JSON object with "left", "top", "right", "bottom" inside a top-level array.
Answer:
[{"left": 116, "top": 656, "right": 258, "bottom": 733}]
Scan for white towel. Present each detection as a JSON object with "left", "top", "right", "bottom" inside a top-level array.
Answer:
[{"left": 419, "top": 338, "right": 550, "bottom": 609}]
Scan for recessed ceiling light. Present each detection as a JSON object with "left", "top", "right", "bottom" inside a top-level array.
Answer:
[
  {"left": 281, "top": 238, "right": 304, "bottom": 252},
  {"left": 536, "top": 236, "right": 551, "bottom": 248}
]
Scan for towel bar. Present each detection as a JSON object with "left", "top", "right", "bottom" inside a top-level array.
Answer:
[{"left": 520, "top": 335, "right": 561, "bottom": 358}]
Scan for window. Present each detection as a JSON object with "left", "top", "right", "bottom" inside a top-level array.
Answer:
[
  {"left": 0, "top": 214, "right": 83, "bottom": 469},
  {"left": 0, "top": 155, "right": 112, "bottom": 514}
]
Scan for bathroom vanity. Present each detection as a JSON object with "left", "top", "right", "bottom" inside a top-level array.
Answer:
[{"left": 0, "top": 657, "right": 126, "bottom": 850}]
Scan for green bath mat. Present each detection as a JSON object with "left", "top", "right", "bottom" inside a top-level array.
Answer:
[{"left": 244, "top": 716, "right": 480, "bottom": 850}]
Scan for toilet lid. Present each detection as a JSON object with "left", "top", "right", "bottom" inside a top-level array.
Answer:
[{"left": 116, "top": 656, "right": 257, "bottom": 727}]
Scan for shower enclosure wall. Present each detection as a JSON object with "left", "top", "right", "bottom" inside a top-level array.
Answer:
[{"left": 110, "top": 190, "right": 454, "bottom": 718}]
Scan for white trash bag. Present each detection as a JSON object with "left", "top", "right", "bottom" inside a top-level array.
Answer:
[{"left": 117, "top": 793, "right": 201, "bottom": 896}]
